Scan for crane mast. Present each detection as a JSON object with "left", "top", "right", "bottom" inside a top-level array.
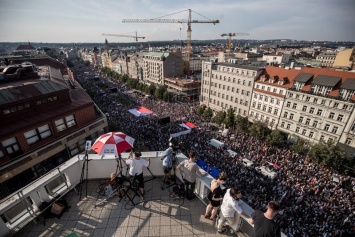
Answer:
[
  {"left": 123, "top": 9, "right": 219, "bottom": 75},
  {"left": 221, "top": 33, "right": 249, "bottom": 61}
]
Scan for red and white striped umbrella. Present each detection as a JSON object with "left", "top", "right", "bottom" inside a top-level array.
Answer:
[{"left": 91, "top": 132, "right": 135, "bottom": 156}]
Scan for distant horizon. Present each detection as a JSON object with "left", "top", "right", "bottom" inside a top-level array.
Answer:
[{"left": 1, "top": 0, "right": 354, "bottom": 43}]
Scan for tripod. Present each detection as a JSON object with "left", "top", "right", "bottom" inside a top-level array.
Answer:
[{"left": 78, "top": 150, "right": 90, "bottom": 200}]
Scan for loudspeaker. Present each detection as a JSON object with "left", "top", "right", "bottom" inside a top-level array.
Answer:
[{"left": 158, "top": 116, "right": 170, "bottom": 125}]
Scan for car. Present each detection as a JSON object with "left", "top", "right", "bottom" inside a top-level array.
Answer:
[
  {"left": 255, "top": 165, "right": 277, "bottom": 179},
  {"left": 240, "top": 158, "right": 254, "bottom": 168}
]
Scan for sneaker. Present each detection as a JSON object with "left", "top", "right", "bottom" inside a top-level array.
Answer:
[{"left": 217, "top": 228, "right": 227, "bottom": 234}]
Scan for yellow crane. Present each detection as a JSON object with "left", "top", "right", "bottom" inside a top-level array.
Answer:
[
  {"left": 123, "top": 9, "right": 219, "bottom": 75},
  {"left": 221, "top": 33, "right": 250, "bottom": 61},
  {"left": 102, "top": 32, "right": 145, "bottom": 42}
]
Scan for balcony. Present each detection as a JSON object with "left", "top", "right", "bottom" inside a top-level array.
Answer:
[{"left": 0, "top": 152, "right": 283, "bottom": 237}]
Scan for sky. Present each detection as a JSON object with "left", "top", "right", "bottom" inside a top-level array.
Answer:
[{"left": 0, "top": 0, "right": 354, "bottom": 43}]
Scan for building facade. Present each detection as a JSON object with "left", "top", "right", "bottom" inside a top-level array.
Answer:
[
  {"left": 200, "top": 61, "right": 263, "bottom": 116},
  {"left": 316, "top": 52, "right": 336, "bottom": 67},
  {"left": 249, "top": 66, "right": 300, "bottom": 129},
  {"left": 333, "top": 48, "right": 355, "bottom": 70},
  {"left": 142, "top": 51, "right": 184, "bottom": 86},
  {"left": 278, "top": 67, "right": 355, "bottom": 145},
  {"left": 0, "top": 62, "right": 108, "bottom": 198}
]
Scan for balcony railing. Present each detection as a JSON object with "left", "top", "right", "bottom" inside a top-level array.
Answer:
[{"left": 0, "top": 152, "right": 286, "bottom": 237}]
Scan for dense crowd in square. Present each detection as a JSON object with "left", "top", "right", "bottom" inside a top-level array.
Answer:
[{"left": 74, "top": 68, "right": 354, "bottom": 237}]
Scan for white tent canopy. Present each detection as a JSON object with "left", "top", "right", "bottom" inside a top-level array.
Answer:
[{"left": 209, "top": 139, "right": 224, "bottom": 149}]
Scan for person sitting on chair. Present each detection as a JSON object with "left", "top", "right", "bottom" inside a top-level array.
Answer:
[
  {"left": 176, "top": 151, "right": 207, "bottom": 200},
  {"left": 109, "top": 172, "right": 126, "bottom": 198},
  {"left": 126, "top": 150, "right": 149, "bottom": 196},
  {"left": 204, "top": 171, "right": 227, "bottom": 221}
]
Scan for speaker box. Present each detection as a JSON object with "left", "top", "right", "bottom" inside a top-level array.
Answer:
[{"left": 158, "top": 116, "right": 170, "bottom": 125}]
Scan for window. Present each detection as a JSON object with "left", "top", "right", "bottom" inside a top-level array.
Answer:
[
  {"left": 337, "top": 114, "right": 343, "bottom": 122},
  {"left": 24, "top": 124, "right": 52, "bottom": 145},
  {"left": 343, "top": 104, "right": 348, "bottom": 110},
  {"left": 292, "top": 103, "right": 297, "bottom": 109},
  {"left": 310, "top": 107, "right": 315, "bottom": 114},
  {"left": 230, "top": 96, "right": 233, "bottom": 101},
  {"left": 299, "top": 116, "right": 304, "bottom": 123},
  {"left": 321, "top": 100, "right": 326, "bottom": 105},
  {"left": 345, "top": 138, "right": 352, "bottom": 145},
  {"left": 314, "top": 98, "right": 318, "bottom": 103},
  {"left": 313, "top": 121, "right": 318, "bottom": 128},
  {"left": 268, "top": 107, "right": 272, "bottom": 113},
  {"left": 306, "top": 96, "right": 310, "bottom": 102},
  {"left": 2, "top": 137, "right": 21, "bottom": 158},
  {"left": 276, "top": 100, "right": 280, "bottom": 105},
  {"left": 305, "top": 119, "right": 310, "bottom": 125},
  {"left": 257, "top": 103, "right": 261, "bottom": 109},
  {"left": 232, "top": 87, "right": 234, "bottom": 92},
  {"left": 329, "top": 112, "right": 335, "bottom": 119},
  {"left": 264, "top": 96, "right": 268, "bottom": 102},
  {"left": 317, "top": 109, "right": 323, "bottom": 116},
  {"left": 320, "top": 135, "right": 325, "bottom": 141},
  {"left": 290, "top": 113, "right": 294, "bottom": 119},
  {"left": 333, "top": 102, "right": 339, "bottom": 108},
  {"left": 302, "top": 129, "right": 306, "bottom": 135},
  {"left": 281, "top": 122, "right": 285, "bottom": 128},
  {"left": 302, "top": 105, "right": 307, "bottom": 112},
  {"left": 296, "top": 127, "right": 300, "bottom": 133},
  {"left": 274, "top": 108, "right": 278, "bottom": 115},
  {"left": 332, "top": 126, "right": 338, "bottom": 134},
  {"left": 309, "top": 132, "right": 314, "bottom": 138},
  {"left": 283, "top": 112, "right": 288, "bottom": 118},
  {"left": 262, "top": 105, "right": 267, "bottom": 111},
  {"left": 286, "top": 123, "right": 290, "bottom": 129},
  {"left": 324, "top": 124, "right": 330, "bottom": 131},
  {"left": 271, "top": 98, "right": 274, "bottom": 103},
  {"left": 254, "top": 94, "right": 257, "bottom": 99}
]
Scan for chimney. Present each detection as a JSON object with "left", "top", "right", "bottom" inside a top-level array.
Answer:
[{"left": 290, "top": 62, "right": 294, "bottom": 69}]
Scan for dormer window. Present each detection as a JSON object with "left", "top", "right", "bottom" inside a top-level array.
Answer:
[
  {"left": 261, "top": 77, "right": 266, "bottom": 82},
  {"left": 278, "top": 81, "right": 284, "bottom": 85},
  {"left": 270, "top": 79, "right": 274, "bottom": 83}
]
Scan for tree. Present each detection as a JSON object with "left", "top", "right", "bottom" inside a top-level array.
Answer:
[
  {"left": 203, "top": 107, "right": 213, "bottom": 120},
  {"left": 224, "top": 108, "right": 236, "bottom": 129},
  {"left": 308, "top": 141, "right": 345, "bottom": 170},
  {"left": 214, "top": 111, "right": 226, "bottom": 126},
  {"left": 197, "top": 106, "right": 205, "bottom": 115},
  {"left": 265, "top": 129, "right": 284, "bottom": 146},
  {"left": 235, "top": 115, "right": 249, "bottom": 133},
  {"left": 249, "top": 121, "right": 269, "bottom": 140},
  {"left": 290, "top": 139, "right": 309, "bottom": 155},
  {"left": 163, "top": 91, "right": 173, "bottom": 101},
  {"left": 154, "top": 85, "right": 165, "bottom": 99},
  {"left": 148, "top": 84, "right": 156, "bottom": 96}
]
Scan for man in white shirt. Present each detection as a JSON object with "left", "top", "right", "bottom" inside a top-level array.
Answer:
[
  {"left": 161, "top": 143, "right": 173, "bottom": 184},
  {"left": 126, "top": 150, "right": 149, "bottom": 196},
  {"left": 217, "top": 187, "right": 248, "bottom": 234}
]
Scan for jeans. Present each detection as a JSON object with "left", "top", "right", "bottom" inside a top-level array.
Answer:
[{"left": 183, "top": 178, "right": 195, "bottom": 200}]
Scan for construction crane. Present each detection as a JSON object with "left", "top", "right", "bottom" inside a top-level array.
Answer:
[
  {"left": 221, "top": 33, "right": 250, "bottom": 61},
  {"left": 102, "top": 32, "right": 145, "bottom": 42},
  {"left": 123, "top": 9, "right": 219, "bottom": 75}
]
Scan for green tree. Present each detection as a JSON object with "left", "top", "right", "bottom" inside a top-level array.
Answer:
[
  {"left": 148, "top": 84, "right": 156, "bottom": 96},
  {"left": 308, "top": 141, "right": 345, "bottom": 170},
  {"left": 235, "top": 115, "right": 249, "bottom": 133},
  {"left": 203, "top": 107, "right": 213, "bottom": 120},
  {"left": 224, "top": 108, "right": 236, "bottom": 129},
  {"left": 163, "top": 91, "right": 173, "bottom": 101},
  {"left": 214, "top": 111, "right": 226, "bottom": 126},
  {"left": 265, "top": 129, "right": 284, "bottom": 146},
  {"left": 197, "top": 106, "right": 205, "bottom": 115},
  {"left": 291, "top": 139, "right": 309, "bottom": 155},
  {"left": 249, "top": 121, "right": 269, "bottom": 140},
  {"left": 154, "top": 85, "right": 165, "bottom": 99}
]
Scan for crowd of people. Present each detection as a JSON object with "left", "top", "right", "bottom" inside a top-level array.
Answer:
[{"left": 74, "top": 67, "right": 354, "bottom": 237}]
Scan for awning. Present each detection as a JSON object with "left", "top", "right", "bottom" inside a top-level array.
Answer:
[
  {"left": 179, "top": 122, "right": 198, "bottom": 130},
  {"left": 128, "top": 106, "right": 153, "bottom": 117},
  {"left": 209, "top": 139, "right": 224, "bottom": 149}
]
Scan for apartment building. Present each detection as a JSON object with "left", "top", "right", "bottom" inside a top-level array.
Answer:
[
  {"left": 249, "top": 66, "right": 300, "bottom": 129},
  {"left": 126, "top": 52, "right": 144, "bottom": 80},
  {"left": 333, "top": 48, "right": 355, "bottom": 70},
  {"left": 200, "top": 61, "right": 263, "bottom": 116},
  {"left": 0, "top": 62, "right": 108, "bottom": 198},
  {"left": 142, "top": 51, "right": 184, "bottom": 86},
  {"left": 278, "top": 67, "right": 355, "bottom": 144},
  {"left": 262, "top": 53, "right": 290, "bottom": 65},
  {"left": 316, "top": 52, "right": 336, "bottom": 67},
  {"left": 164, "top": 76, "right": 201, "bottom": 100}
]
